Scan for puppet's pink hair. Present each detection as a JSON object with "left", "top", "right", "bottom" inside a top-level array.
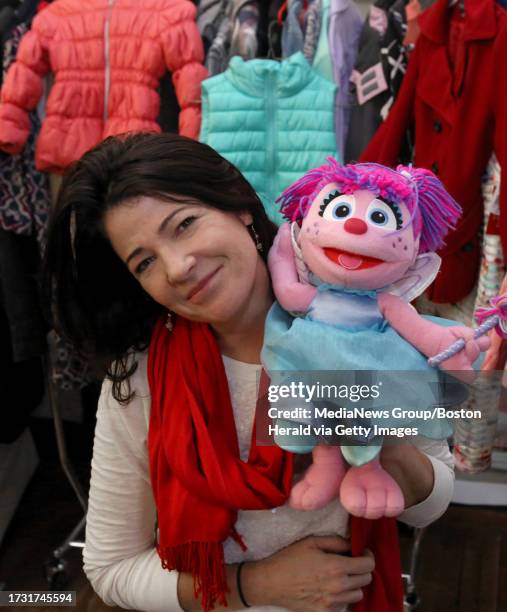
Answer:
[{"left": 277, "top": 159, "right": 462, "bottom": 253}]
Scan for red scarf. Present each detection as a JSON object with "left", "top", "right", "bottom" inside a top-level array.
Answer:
[{"left": 148, "top": 316, "right": 403, "bottom": 611}]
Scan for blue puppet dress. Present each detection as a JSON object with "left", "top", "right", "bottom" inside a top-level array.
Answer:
[{"left": 261, "top": 283, "right": 467, "bottom": 466}]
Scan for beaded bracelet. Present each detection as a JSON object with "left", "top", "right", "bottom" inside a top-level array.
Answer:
[{"left": 236, "top": 562, "right": 251, "bottom": 608}]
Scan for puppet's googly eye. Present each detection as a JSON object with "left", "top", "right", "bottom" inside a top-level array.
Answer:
[
  {"left": 366, "top": 199, "right": 399, "bottom": 231},
  {"left": 320, "top": 195, "right": 355, "bottom": 222},
  {"left": 332, "top": 203, "right": 353, "bottom": 219},
  {"left": 369, "top": 208, "right": 391, "bottom": 226}
]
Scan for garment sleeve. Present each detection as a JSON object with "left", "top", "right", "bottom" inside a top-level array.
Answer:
[
  {"left": 0, "top": 13, "right": 51, "bottom": 155},
  {"left": 396, "top": 437, "right": 455, "bottom": 529},
  {"left": 160, "top": 4, "right": 208, "bottom": 140},
  {"left": 359, "top": 41, "right": 420, "bottom": 165},
  {"left": 83, "top": 368, "right": 184, "bottom": 612}
]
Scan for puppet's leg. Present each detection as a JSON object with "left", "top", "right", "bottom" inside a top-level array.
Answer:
[
  {"left": 339, "top": 450, "right": 404, "bottom": 519},
  {"left": 289, "top": 443, "right": 347, "bottom": 511}
]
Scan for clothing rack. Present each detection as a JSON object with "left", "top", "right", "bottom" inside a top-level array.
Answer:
[
  {"left": 43, "top": 357, "right": 87, "bottom": 589},
  {"left": 402, "top": 527, "right": 426, "bottom": 609}
]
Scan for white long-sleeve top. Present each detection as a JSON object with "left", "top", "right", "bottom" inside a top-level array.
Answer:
[{"left": 83, "top": 351, "right": 456, "bottom": 612}]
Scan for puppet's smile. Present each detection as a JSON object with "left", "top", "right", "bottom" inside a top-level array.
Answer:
[{"left": 323, "top": 247, "right": 384, "bottom": 270}]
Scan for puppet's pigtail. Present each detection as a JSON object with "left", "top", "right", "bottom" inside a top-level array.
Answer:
[{"left": 398, "top": 166, "right": 462, "bottom": 253}]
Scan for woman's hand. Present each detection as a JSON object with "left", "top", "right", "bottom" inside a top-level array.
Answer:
[{"left": 242, "top": 535, "right": 374, "bottom": 611}]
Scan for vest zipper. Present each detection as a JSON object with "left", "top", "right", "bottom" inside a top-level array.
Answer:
[
  {"left": 103, "top": 0, "right": 115, "bottom": 123},
  {"left": 265, "top": 70, "right": 277, "bottom": 204}
]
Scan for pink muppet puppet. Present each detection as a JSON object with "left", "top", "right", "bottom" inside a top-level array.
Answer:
[{"left": 261, "top": 161, "right": 490, "bottom": 519}]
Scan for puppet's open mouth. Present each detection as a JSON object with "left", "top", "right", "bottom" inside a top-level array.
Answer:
[{"left": 323, "top": 247, "right": 384, "bottom": 270}]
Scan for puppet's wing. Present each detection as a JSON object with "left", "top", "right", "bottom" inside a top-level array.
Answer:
[
  {"left": 291, "top": 222, "right": 310, "bottom": 284},
  {"left": 384, "top": 252, "right": 441, "bottom": 303}
]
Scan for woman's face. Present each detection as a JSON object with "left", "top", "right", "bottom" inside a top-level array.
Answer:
[{"left": 104, "top": 195, "right": 268, "bottom": 327}]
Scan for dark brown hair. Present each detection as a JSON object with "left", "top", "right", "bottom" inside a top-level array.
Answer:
[{"left": 42, "top": 133, "right": 277, "bottom": 402}]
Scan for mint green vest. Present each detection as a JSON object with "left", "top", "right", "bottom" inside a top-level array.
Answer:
[{"left": 200, "top": 52, "right": 339, "bottom": 224}]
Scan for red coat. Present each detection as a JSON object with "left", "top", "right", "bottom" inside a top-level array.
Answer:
[{"left": 361, "top": 0, "right": 507, "bottom": 304}]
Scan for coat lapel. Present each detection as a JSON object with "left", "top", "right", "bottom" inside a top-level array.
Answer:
[
  {"left": 415, "top": 0, "right": 496, "bottom": 124},
  {"left": 416, "top": 43, "right": 455, "bottom": 125}
]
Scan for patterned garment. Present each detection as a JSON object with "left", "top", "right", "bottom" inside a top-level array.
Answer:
[
  {"left": 206, "top": 0, "right": 260, "bottom": 75},
  {"left": 0, "top": 23, "right": 50, "bottom": 250},
  {"left": 48, "top": 330, "right": 94, "bottom": 392},
  {"left": 281, "top": 0, "right": 322, "bottom": 62},
  {"left": 474, "top": 155, "right": 505, "bottom": 314},
  {"left": 230, "top": 0, "right": 260, "bottom": 59},
  {"left": 379, "top": 0, "right": 408, "bottom": 120},
  {"left": 205, "top": 10, "right": 232, "bottom": 74},
  {"left": 345, "top": 0, "right": 410, "bottom": 162},
  {"left": 303, "top": 0, "right": 322, "bottom": 63},
  {"left": 1, "top": 23, "right": 92, "bottom": 393},
  {"left": 197, "top": 0, "right": 228, "bottom": 55}
]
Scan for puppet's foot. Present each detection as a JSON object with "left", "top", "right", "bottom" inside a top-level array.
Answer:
[
  {"left": 339, "top": 458, "right": 405, "bottom": 519},
  {"left": 289, "top": 445, "right": 346, "bottom": 511}
]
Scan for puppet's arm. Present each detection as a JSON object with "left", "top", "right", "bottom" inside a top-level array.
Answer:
[
  {"left": 268, "top": 223, "right": 317, "bottom": 313},
  {"left": 377, "top": 293, "right": 489, "bottom": 369}
]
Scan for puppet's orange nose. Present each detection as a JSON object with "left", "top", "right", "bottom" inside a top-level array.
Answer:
[{"left": 344, "top": 218, "right": 368, "bottom": 234}]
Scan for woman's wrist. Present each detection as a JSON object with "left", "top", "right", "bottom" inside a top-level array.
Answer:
[
  {"left": 238, "top": 559, "right": 272, "bottom": 608},
  {"left": 226, "top": 560, "right": 275, "bottom": 610},
  {"left": 380, "top": 443, "right": 434, "bottom": 508},
  {"left": 237, "top": 562, "right": 251, "bottom": 607},
  {"left": 177, "top": 561, "right": 270, "bottom": 611}
]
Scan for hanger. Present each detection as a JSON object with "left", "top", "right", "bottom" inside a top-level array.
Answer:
[
  {"left": 277, "top": 0, "right": 309, "bottom": 26},
  {"left": 277, "top": 1, "right": 288, "bottom": 25}
]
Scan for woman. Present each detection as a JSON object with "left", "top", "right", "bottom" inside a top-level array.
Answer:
[{"left": 43, "top": 133, "right": 455, "bottom": 612}]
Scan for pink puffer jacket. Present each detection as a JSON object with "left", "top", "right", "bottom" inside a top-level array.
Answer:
[{"left": 0, "top": 0, "right": 207, "bottom": 173}]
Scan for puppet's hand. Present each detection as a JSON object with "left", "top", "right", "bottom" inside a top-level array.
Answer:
[
  {"left": 268, "top": 223, "right": 317, "bottom": 312},
  {"left": 436, "top": 326, "right": 490, "bottom": 370},
  {"left": 268, "top": 223, "right": 294, "bottom": 273}
]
